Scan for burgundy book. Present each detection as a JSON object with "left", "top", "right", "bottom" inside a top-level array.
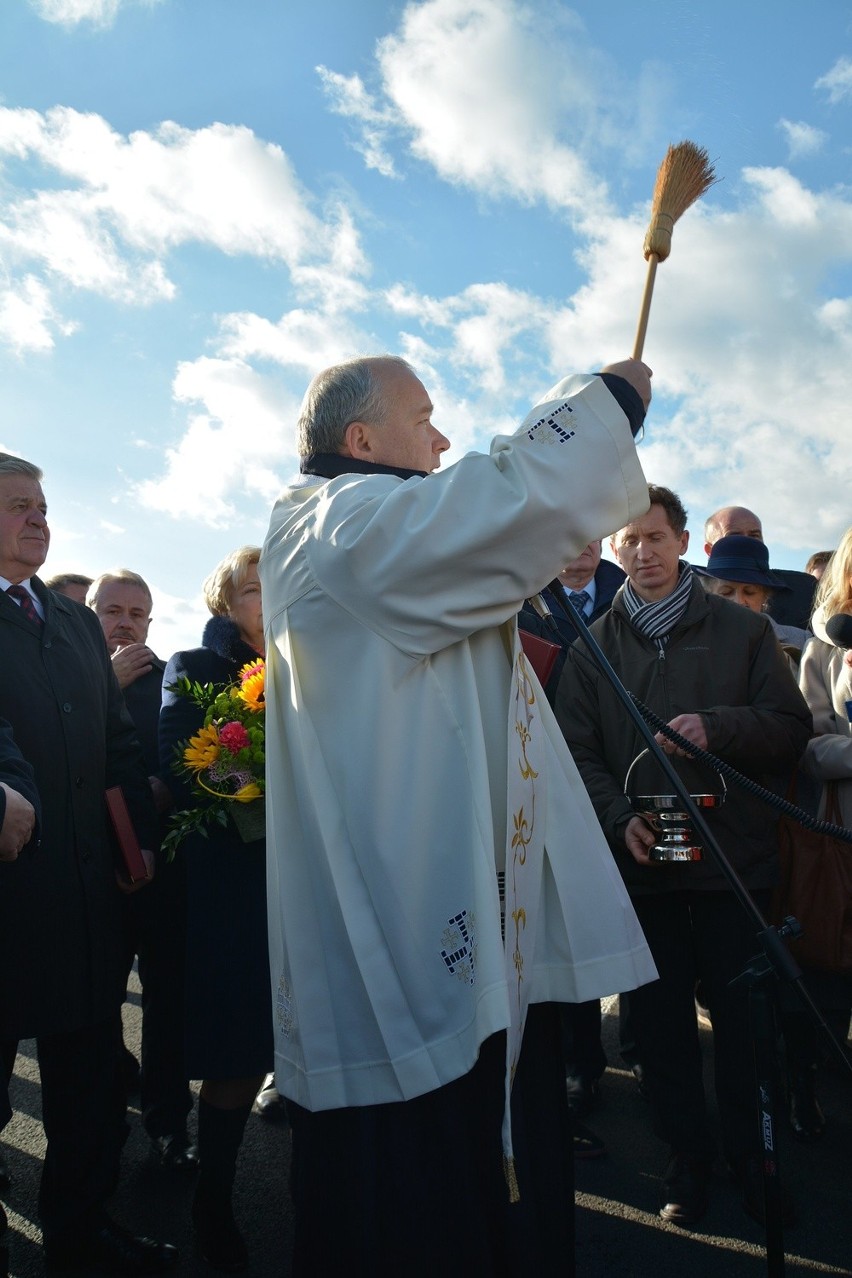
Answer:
[
  {"left": 105, "top": 786, "right": 150, "bottom": 883},
  {"left": 519, "top": 629, "right": 561, "bottom": 688}
]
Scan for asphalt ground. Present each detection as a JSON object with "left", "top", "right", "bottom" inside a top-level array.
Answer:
[{"left": 2, "top": 984, "right": 850, "bottom": 1276}]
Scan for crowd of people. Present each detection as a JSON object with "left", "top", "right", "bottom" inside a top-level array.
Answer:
[{"left": 0, "top": 354, "right": 850, "bottom": 1276}]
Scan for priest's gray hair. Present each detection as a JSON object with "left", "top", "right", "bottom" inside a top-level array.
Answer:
[
  {"left": 0, "top": 453, "right": 42, "bottom": 481},
  {"left": 296, "top": 355, "right": 415, "bottom": 458}
]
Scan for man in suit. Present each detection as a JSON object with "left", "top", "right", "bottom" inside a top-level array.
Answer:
[
  {"left": 520, "top": 539, "right": 625, "bottom": 704},
  {"left": 0, "top": 455, "right": 178, "bottom": 1274},
  {"left": 544, "top": 539, "right": 626, "bottom": 632},
  {"left": 88, "top": 571, "right": 194, "bottom": 1171}
]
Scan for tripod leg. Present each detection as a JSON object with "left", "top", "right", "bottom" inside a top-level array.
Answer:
[{"left": 749, "top": 979, "right": 786, "bottom": 1276}]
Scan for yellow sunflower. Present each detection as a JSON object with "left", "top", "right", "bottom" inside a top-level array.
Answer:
[
  {"left": 183, "top": 723, "right": 221, "bottom": 772},
  {"left": 238, "top": 659, "right": 265, "bottom": 713}
]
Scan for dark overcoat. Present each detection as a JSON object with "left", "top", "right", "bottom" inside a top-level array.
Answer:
[
  {"left": 0, "top": 715, "right": 40, "bottom": 831},
  {"left": 0, "top": 716, "right": 41, "bottom": 1127},
  {"left": 0, "top": 579, "right": 156, "bottom": 1040}
]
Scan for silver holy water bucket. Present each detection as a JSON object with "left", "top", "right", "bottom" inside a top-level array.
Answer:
[{"left": 624, "top": 749, "right": 726, "bottom": 862}]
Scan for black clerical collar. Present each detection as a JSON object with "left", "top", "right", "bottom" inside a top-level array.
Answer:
[{"left": 300, "top": 452, "right": 428, "bottom": 482}]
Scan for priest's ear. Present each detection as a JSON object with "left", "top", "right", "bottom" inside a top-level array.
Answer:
[{"left": 342, "top": 419, "right": 380, "bottom": 461}]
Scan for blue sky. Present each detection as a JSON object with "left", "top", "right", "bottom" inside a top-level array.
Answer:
[{"left": 1, "top": 0, "right": 851, "bottom": 654}]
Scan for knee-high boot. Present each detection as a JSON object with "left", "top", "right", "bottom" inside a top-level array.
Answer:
[{"left": 192, "top": 1097, "right": 252, "bottom": 1273}]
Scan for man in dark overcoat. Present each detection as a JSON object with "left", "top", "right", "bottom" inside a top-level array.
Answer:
[{"left": 0, "top": 454, "right": 178, "bottom": 1274}]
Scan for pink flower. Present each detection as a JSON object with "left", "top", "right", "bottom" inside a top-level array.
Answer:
[{"left": 218, "top": 721, "right": 250, "bottom": 753}]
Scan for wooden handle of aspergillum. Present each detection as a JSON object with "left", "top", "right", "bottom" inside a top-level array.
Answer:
[{"left": 632, "top": 255, "right": 659, "bottom": 361}]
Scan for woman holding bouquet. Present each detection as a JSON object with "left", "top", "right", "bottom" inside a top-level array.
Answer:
[{"left": 160, "top": 546, "right": 272, "bottom": 1273}]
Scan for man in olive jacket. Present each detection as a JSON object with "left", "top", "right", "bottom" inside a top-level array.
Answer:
[
  {"left": 556, "top": 485, "right": 812, "bottom": 1228},
  {"left": 0, "top": 455, "right": 178, "bottom": 1273}
]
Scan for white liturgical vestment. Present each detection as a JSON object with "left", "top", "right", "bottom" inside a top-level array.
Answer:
[{"left": 260, "top": 373, "right": 657, "bottom": 1118}]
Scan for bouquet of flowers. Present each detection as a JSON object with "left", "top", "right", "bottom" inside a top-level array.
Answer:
[{"left": 162, "top": 658, "right": 266, "bottom": 858}]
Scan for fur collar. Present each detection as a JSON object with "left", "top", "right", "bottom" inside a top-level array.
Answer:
[{"left": 201, "top": 615, "right": 261, "bottom": 667}]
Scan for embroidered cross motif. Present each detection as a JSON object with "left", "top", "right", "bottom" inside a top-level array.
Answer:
[
  {"left": 440, "top": 910, "right": 477, "bottom": 986},
  {"left": 526, "top": 401, "right": 575, "bottom": 445}
]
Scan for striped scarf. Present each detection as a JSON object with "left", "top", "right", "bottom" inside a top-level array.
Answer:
[{"left": 623, "top": 562, "right": 693, "bottom": 652}]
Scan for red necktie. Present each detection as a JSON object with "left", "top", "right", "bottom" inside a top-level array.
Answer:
[{"left": 6, "top": 583, "right": 43, "bottom": 629}]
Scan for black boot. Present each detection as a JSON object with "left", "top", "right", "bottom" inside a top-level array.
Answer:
[{"left": 192, "top": 1098, "right": 252, "bottom": 1273}]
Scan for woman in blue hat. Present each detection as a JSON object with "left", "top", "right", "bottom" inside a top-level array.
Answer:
[{"left": 701, "top": 534, "right": 810, "bottom": 653}]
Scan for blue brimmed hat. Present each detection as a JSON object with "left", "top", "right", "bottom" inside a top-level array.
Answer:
[{"left": 702, "top": 535, "right": 791, "bottom": 591}]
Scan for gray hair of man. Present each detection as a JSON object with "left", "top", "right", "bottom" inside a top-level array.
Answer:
[
  {"left": 86, "top": 569, "right": 153, "bottom": 614},
  {"left": 296, "top": 355, "right": 415, "bottom": 458},
  {"left": 0, "top": 453, "right": 43, "bottom": 481}
]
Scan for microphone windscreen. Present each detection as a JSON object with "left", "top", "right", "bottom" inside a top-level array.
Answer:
[{"left": 825, "top": 613, "right": 852, "bottom": 648}]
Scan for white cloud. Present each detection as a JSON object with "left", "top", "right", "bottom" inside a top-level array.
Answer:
[
  {"left": 134, "top": 357, "right": 298, "bottom": 524},
  {"left": 217, "top": 308, "right": 370, "bottom": 374},
  {"left": 539, "top": 173, "right": 852, "bottom": 550},
  {"left": 0, "top": 275, "right": 74, "bottom": 353},
  {"left": 29, "top": 0, "right": 163, "bottom": 29},
  {"left": 0, "top": 189, "right": 175, "bottom": 303},
  {"left": 13, "top": 0, "right": 848, "bottom": 566},
  {"left": 146, "top": 144, "right": 852, "bottom": 554},
  {"left": 386, "top": 279, "right": 550, "bottom": 394},
  {"left": 815, "top": 56, "right": 852, "bottom": 104},
  {"left": 319, "top": 0, "right": 664, "bottom": 223},
  {"left": 147, "top": 583, "right": 209, "bottom": 657},
  {"left": 30, "top": 0, "right": 121, "bottom": 25},
  {"left": 778, "top": 118, "right": 827, "bottom": 160},
  {"left": 0, "top": 107, "right": 370, "bottom": 346},
  {"left": 741, "top": 166, "right": 821, "bottom": 227},
  {"left": 0, "top": 109, "right": 325, "bottom": 263},
  {"left": 316, "top": 69, "right": 400, "bottom": 178}
]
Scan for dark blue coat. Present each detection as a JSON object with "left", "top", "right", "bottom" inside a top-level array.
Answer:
[{"left": 160, "top": 616, "right": 272, "bottom": 1080}]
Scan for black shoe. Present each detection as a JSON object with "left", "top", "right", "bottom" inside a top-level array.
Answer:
[
  {"left": 0, "top": 1150, "right": 9, "bottom": 1194},
  {"left": 658, "top": 1154, "right": 711, "bottom": 1226},
  {"left": 564, "top": 1074, "right": 599, "bottom": 1119},
  {"left": 150, "top": 1132, "right": 200, "bottom": 1170},
  {"left": 252, "top": 1078, "right": 289, "bottom": 1123},
  {"left": 789, "top": 1069, "right": 825, "bottom": 1141},
  {"left": 629, "top": 1061, "right": 649, "bottom": 1100},
  {"left": 192, "top": 1189, "right": 248, "bottom": 1273},
  {"left": 44, "top": 1217, "right": 179, "bottom": 1273},
  {"left": 731, "top": 1156, "right": 796, "bottom": 1227},
  {"left": 573, "top": 1121, "right": 606, "bottom": 1160}
]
